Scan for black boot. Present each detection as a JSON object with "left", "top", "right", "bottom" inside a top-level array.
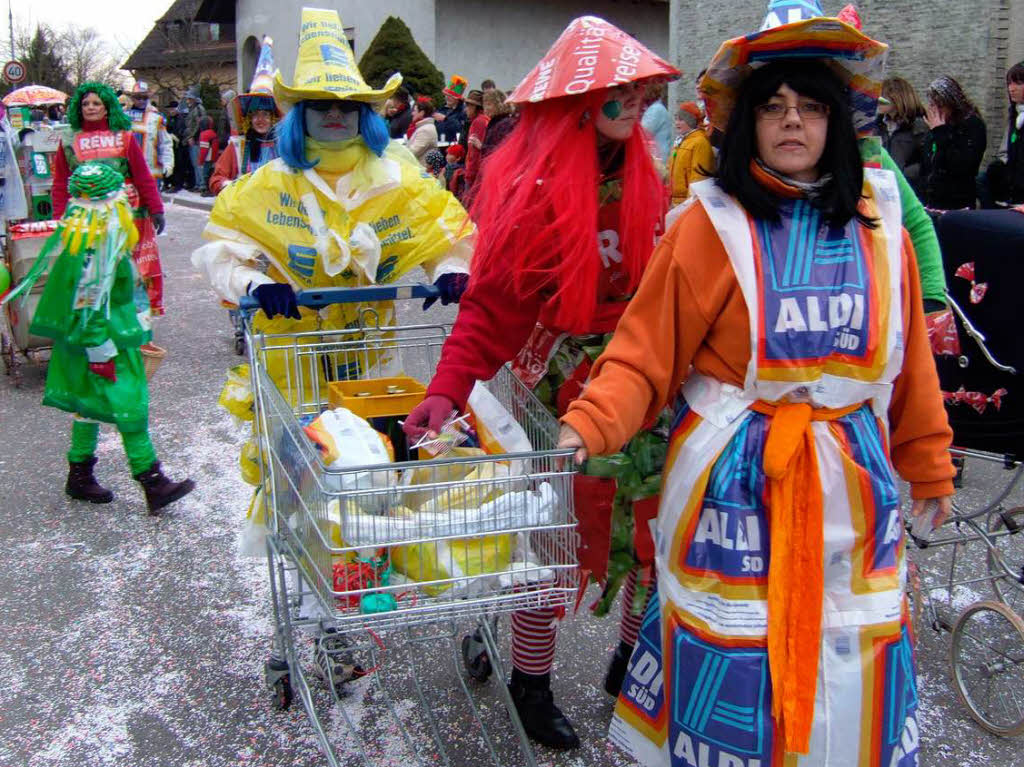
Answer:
[
  {"left": 133, "top": 461, "right": 195, "bottom": 514},
  {"left": 508, "top": 669, "right": 580, "bottom": 750},
  {"left": 604, "top": 640, "right": 634, "bottom": 697},
  {"left": 65, "top": 457, "right": 114, "bottom": 504}
]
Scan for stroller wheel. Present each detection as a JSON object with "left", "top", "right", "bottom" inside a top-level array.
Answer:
[
  {"left": 234, "top": 335, "right": 246, "bottom": 356},
  {"left": 461, "top": 630, "right": 492, "bottom": 682}
]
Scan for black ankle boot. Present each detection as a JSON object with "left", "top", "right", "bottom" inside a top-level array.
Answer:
[
  {"left": 133, "top": 461, "right": 195, "bottom": 514},
  {"left": 508, "top": 669, "right": 580, "bottom": 750},
  {"left": 65, "top": 457, "right": 114, "bottom": 504},
  {"left": 604, "top": 640, "right": 634, "bottom": 697}
]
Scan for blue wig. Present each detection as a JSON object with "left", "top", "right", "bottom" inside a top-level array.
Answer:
[{"left": 277, "top": 101, "right": 390, "bottom": 170}]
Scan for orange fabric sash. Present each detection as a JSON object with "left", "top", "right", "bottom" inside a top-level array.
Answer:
[{"left": 750, "top": 399, "right": 863, "bottom": 755}]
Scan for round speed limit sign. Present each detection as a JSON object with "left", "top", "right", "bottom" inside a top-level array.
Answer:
[{"left": 3, "top": 61, "right": 26, "bottom": 84}]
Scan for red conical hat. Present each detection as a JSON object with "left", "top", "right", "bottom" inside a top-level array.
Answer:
[{"left": 508, "top": 16, "right": 679, "bottom": 105}]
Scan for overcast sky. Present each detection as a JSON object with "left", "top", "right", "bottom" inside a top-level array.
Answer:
[{"left": 9, "top": 0, "right": 170, "bottom": 61}]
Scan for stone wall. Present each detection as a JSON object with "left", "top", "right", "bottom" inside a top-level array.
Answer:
[
  {"left": 433, "top": 0, "right": 670, "bottom": 95},
  {"left": 669, "top": 0, "right": 1021, "bottom": 159}
]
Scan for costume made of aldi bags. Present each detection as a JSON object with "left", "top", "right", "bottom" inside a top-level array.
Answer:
[
  {"left": 5, "top": 164, "right": 150, "bottom": 431},
  {"left": 53, "top": 120, "right": 165, "bottom": 316},
  {"left": 562, "top": 2, "right": 954, "bottom": 762},
  {"left": 563, "top": 161, "right": 956, "bottom": 766}
]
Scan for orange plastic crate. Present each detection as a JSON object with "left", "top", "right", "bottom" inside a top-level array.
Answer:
[{"left": 326, "top": 376, "right": 427, "bottom": 418}]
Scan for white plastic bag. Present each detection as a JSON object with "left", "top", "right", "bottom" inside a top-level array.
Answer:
[
  {"left": 304, "top": 407, "right": 395, "bottom": 495},
  {"left": 468, "top": 382, "right": 532, "bottom": 455},
  {"left": 341, "top": 481, "right": 559, "bottom": 546}
]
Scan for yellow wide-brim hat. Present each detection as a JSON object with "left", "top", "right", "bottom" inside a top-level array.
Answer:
[{"left": 274, "top": 7, "right": 402, "bottom": 107}]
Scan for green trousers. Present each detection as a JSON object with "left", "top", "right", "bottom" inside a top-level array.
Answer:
[{"left": 68, "top": 418, "right": 157, "bottom": 476}]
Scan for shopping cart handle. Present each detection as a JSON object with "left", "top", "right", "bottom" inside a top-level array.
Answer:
[{"left": 237, "top": 284, "right": 440, "bottom": 312}]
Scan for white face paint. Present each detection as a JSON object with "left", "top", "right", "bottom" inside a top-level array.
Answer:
[{"left": 305, "top": 101, "right": 360, "bottom": 142}]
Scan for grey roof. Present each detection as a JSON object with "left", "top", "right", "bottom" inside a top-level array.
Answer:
[{"left": 123, "top": 0, "right": 236, "bottom": 71}]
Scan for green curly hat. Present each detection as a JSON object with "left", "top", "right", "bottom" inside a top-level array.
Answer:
[
  {"left": 68, "top": 162, "right": 125, "bottom": 200},
  {"left": 67, "top": 82, "right": 132, "bottom": 132}
]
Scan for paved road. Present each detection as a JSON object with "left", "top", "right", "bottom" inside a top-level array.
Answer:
[{"left": 1, "top": 204, "right": 1022, "bottom": 767}]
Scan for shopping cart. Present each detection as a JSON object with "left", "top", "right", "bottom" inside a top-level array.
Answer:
[
  {"left": 1, "top": 220, "right": 59, "bottom": 385},
  {"left": 240, "top": 285, "right": 578, "bottom": 767}
]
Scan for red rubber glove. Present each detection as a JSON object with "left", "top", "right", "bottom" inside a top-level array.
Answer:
[
  {"left": 88, "top": 360, "right": 117, "bottom": 382},
  {"left": 403, "top": 395, "right": 456, "bottom": 440}
]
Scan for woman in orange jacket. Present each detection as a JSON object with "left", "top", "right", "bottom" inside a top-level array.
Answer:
[{"left": 558, "top": 3, "right": 954, "bottom": 765}]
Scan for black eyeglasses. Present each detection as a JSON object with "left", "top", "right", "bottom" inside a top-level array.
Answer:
[
  {"left": 306, "top": 100, "right": 360, "bottom": 114},
  {"left": 755, "top": 101, "right": 829, "bottom": 120}
]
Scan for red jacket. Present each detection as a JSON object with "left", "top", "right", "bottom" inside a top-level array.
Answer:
[
  {"left": 198, "top": 129, "right": 219, "bottom": 164},
  {"left": 428, "top": 172, "right": 633, "bottom": 408},
  {"left": 51, "top": 118, "right": 164, "bottom": 218}
]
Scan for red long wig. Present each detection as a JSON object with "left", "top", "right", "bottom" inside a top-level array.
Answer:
[{"left": 469, "top": 89, "right": 666, "bottom": 334}]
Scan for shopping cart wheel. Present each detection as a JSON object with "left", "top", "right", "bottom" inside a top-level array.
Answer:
[
  {"left": 950, "top": 600, "right": 1024, "bottom": 736},
  {"left": 461, "top": 629, "right": 492, "bottom": 682},
  {"left": 315, "top": 629, "right": 364, "bottom": 697},
  {"left": 265, "top": 656, "right": 293, "bottom": 711}
]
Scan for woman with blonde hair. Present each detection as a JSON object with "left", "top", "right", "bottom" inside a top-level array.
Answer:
[
  {"left": 877, "top": 76, "right": 927, "bottom": 184},
  {"left": 479, "top": 89, "right": 516, "bottom": 159}
]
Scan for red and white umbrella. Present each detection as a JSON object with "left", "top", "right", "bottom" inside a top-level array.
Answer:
[{"left": 3, "top": 85, "right": 68, "bottom": 107}]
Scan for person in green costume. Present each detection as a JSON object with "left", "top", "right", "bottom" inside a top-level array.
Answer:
[{"left": 2, "top": 162, "right": 194, "bottom": 514}]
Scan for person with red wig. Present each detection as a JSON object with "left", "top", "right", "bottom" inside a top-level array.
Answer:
[{"left": 403, "top": 16, "right": 679, "bottom": 749}]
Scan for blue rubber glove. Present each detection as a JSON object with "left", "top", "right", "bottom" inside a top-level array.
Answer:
[
  {"left": 422, "top": 272, "right": 469, "bottom": 310},
  {"left": 250, "top": 283, "right": 300, "bottom": 319},
  {"left": 151, "top": 213, "right": 166, "bottom": 235}
]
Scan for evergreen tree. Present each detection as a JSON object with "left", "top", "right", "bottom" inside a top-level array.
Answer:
[
  {"left": 21, "top": 26, "right": 71, "bottom": 93},
  {"left": 358, "top": 17, "right": 444, "bottom": 105}
]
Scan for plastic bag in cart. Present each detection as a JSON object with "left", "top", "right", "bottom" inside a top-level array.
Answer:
[
  {"left": 338, "top": 481, "right": 560, "bottom": 546},
  {"left": 390, "top": 533, "right": 515, "bottom": 596},
  {"left": 304, "top": 408, "right": 397, "bottom": 499}
]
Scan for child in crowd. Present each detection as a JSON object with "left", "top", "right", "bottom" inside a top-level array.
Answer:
[
  {"left": 444, "top": 144, "right": 466, "bottom": 197},
  {"left": 423, "top": 148, "right": 447, "bottom": 184},
  {"left": 197, "top": 116, "right": 219, "bottom": 195}
]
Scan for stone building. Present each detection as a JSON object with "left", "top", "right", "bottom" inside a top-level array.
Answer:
[
  {"left": 668, "top": 0, "right": 1024, "bottom": 158},
  {"left": 195, "top": 0, "right": 669, "bottom": 99}
]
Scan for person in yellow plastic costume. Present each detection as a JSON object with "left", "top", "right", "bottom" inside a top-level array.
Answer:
[{"left": 192, "top": 8, "right": 474, "bottom": 404}]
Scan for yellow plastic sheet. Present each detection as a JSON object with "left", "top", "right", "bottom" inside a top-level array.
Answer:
[
  {"left": 391, "top": 534, "right": 514, "bottom": 596},
  {"left": 218, "top": 363, "right": 253, "bottom": 423}
]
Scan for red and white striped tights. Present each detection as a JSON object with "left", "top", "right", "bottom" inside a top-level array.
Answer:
[{"left": 510, "top": 565, "right": 651, "bottom": 675}]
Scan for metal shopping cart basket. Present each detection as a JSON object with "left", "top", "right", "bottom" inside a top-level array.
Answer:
[{"left": 241, "top": 285, "right": 578, "bottom": 767}]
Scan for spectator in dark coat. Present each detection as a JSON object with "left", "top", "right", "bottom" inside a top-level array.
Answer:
[
  {"left": 980, "top": 61, "right": 1024, "bottom": 207},
  {"left": 480, "top": 89, "right": 517, "bottom": 160},
  {"left": 385, "top": 87, "right": 413, "bottom": 139},
  {"left": 167, "top": 101, "right": 193, "bottom": 192},
  {"left": 876, "top": 77, "right": 928, "bottom": 191},
  {"left": 433, "top": 75, "right": 468, "bottom": 142},
  {"left": 920, "top": 76, "right": 986, "bottom": 210}
]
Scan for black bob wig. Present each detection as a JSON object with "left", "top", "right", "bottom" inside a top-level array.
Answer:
[{"left": 715, "top": 59, "right": 875, "bottom": 229}]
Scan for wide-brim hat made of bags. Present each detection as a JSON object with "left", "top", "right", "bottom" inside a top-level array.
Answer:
[
  {"left": 700, "top": 1, "right": 888, "bottom": 138},
  {"left": 274, "top": 7, "right": 402, "bottom": 107},
  {"left": 508, "top": 15, "right": 679, "bottom": 105}
]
